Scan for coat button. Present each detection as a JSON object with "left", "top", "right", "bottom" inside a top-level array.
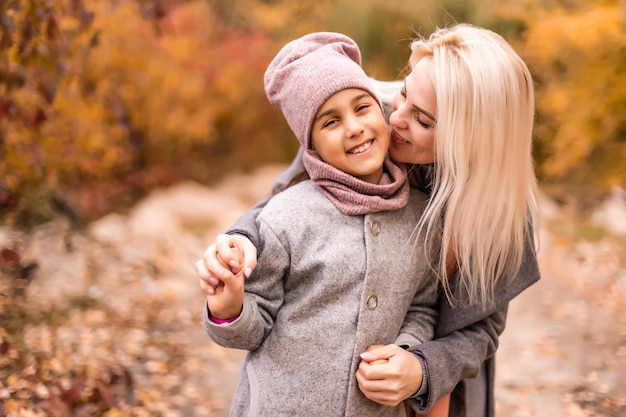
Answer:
[
  {"left": 369, "top": 220, "right": 381, "bottom": 236},
  {"left": 366, "top": 295, "right": 378, "bottom": 310}
]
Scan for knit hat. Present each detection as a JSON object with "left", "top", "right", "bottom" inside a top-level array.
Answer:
[{"left": 264, "top": 32, "right": 382, "bottom": 149}]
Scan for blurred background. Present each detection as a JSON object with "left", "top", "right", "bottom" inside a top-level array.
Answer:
[
  {"left": 1, "top": 0, "right": 625, "bottom": 223},
  {"left": 0, "top": 0, "right": 625, "bottom": 416}
]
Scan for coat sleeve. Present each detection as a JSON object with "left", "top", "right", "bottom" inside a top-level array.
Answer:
[
  {"left": 226, "top": 147, "right": 305, "bottom": 247},
  {"left": 405, "top": 303, "right": 508, "bottom": 413},
  {"left": 204, "top": 217, "right": 290, "bottom": 351},
  {"left": 395, "top": 272, "right": 439, "bottom": 347},
  {"left": 406, "top": 232, "right": 540, "bottom": 413}
]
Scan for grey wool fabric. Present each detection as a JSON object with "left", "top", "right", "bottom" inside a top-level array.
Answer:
[
  {"left": 223, "top": 152, "right": 541, "bottom": 417},
  {"left": 204, "top": 182, "right": 441, "bottom": 416}
]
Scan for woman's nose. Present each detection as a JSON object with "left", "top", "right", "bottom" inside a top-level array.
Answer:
[
  {"left": 389, "top": 94, "right": 406, "bottom": 128},
  {"left": 389, "top": 106, "right": 405, "bottom": 129}
]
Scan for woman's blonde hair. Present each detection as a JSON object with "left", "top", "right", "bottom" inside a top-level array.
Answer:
[{"left": 411, "top": 24, "right": 539, "bottom": 306}]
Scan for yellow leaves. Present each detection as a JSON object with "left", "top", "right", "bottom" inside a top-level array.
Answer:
[
  {"left": 7, "top": 373, "right": 20, "bottom": 387},
  {"left": 516, "top": 3, "right": 626, "bottom": 189}
]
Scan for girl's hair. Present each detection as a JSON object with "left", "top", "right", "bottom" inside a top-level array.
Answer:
[{"left": 410, "top": 24, "right": 539, "bottom": 306}]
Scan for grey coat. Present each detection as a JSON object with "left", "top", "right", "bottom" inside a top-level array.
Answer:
[
  {"left": 225, "top": 149, "right": 541, "bottom": 417},
  {"left": 204, "top": 181, "right": 441, "bottom": 417}
]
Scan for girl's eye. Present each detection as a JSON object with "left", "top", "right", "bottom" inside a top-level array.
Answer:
[
  {"left": 322, "top": 118, "right": 338, "bottom": 128},
  {"left": 356, "top": 103, "right": 371, "bottom": 112}
]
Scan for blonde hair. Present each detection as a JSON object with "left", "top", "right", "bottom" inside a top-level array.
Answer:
[{"left": 411, "top": 24, "right": 539, "bottom": 306}]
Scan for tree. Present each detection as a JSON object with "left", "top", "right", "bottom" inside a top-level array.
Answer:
[{"left": 514, "top": 1, "right": 626, "bottom": 202}]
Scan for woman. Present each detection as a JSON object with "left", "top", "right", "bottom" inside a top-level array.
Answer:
[{"left": 196, "top": 23, "right": 540, "bottom": 417}]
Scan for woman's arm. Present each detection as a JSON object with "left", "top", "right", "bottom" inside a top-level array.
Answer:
[
  {"left": 226, "top": 147, "right": 305, "bottom": 247},
  {"left": 406, "top": 304, "right": 508, "bottom": 413},
  {"left": 355, "top": 305, "right": 506, "bottom": 409},
  {"left": 196, "top": 148, "right": 305, "bottom": 290}
]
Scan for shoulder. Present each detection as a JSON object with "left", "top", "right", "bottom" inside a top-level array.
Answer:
[
  {"left": 265, "top": 181, "right": 322, "bottom": 208},
  {"left": 260, "top": 181, "right": 331, "bottom": 221}
]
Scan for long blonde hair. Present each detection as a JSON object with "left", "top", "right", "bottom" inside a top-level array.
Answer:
[{"left": 411, "top": 24, "right": 539, "bottom": 306}]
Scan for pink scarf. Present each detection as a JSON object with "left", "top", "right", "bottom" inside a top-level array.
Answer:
[{"left": 303, "top": 150, "right": 409, "bottom": 215}]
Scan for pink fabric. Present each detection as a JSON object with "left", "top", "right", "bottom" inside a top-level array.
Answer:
[
  {"left": 209, "top": 311, "right": 239, "bottom": 325},
  {"left": 264, "top": 32, "right": 382, "bottom": 149},
  {"left": 304, "top": 150, "right": 409, "bottom": 215}
]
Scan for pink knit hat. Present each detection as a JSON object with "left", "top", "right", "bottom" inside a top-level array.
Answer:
[{"left": 264, "top": 32, "right": 381, "bottom": 149}]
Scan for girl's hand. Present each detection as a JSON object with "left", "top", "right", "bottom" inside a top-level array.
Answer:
[
  {"left": 205, "top": 246, "right": 245, "bottom": 319},
  {"left": 195, "top": 234, "right": 257, "bottom": 295},
  {"left": 356, "top": 344, "right": 423, "bottom": 406}
]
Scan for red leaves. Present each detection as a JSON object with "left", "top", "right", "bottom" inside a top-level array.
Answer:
[
  {"left": 0, "top": 339, "right": 9, "bottom": 356},
  {"left": 0, "top": 247, "right": 20, "bottom": 273}
]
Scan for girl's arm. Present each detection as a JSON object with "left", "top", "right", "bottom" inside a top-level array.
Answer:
[{"left": 202, "top": 220, "right": 289, "bottom": 351}]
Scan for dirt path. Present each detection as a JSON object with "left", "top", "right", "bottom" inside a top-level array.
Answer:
[
  {"left": 496, "top": 228, "right": 625, "bottom": 416},
  {"left": 2, "top": 165, "right": 624, "bottom": 416}
]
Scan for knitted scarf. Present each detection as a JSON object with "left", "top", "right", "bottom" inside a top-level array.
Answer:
[{"left": 303, "top": 149, "right": 409, "bottom": 215}]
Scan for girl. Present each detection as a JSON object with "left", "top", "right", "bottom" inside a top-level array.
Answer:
[{"left": 203, "top": 32, "right": 446, "bottom": 417}]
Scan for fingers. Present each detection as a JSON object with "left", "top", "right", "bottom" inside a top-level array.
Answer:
[
  {"left": 236, "top": 236, "right": 257, "bottom": 278},
  {"left": 215, "top": 234, "right": 242, "bottom": 272},
  {"left": 355, "top": 344, "right": 423, "bottom": 406},
  {"left": 355, "top": 367, "right": 403, "bottom": 406},
  {"left": 360, "top": 344, "right": 402, "bottom": 363},
  {"left": 215, "top": 234, "right": 257, "bottom": 278},
  {"left": 196, "top": 243, "right": 231, "bottom": 296},
  {"left": 196, "top": 234, "right": 258, "bottom": 298},
  {"left": 198, "top": 271, "right": 223, "bottom": 296}
]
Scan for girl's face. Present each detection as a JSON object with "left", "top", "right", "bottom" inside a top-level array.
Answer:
[
  {"left": 388, "top": 58, "right": 437, "bottom": 165},
  {"left": 311, "top": 88, "right": 389, "bottom": 184}
]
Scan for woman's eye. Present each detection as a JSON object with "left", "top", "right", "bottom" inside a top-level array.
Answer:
[
  {"left": 415, "top": 113, "right": 432, "bottom": 129},
  {"left": 400, "top": 87, "right": 407, "bottom": 98}
]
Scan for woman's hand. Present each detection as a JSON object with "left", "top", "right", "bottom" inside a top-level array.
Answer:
[
  {"left": 195, "top": 234, "right": 258, "bottom": 295},
  {"left": 356, "top": 344, "right": 423, "bottom": 406}
]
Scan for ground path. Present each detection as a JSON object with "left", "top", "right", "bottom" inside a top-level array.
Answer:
[{"left": 2, "top": 165, "right": 624, "bottom": 416}]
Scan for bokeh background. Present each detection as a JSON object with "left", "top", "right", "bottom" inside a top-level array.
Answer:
[
  {"left": 2, "top": 0, "right": 625, "bottom": 223},
  {"left": 1, "top": 0, "right": 625, "bottom": 416}
]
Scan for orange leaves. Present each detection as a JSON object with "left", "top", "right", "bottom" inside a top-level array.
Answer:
[
  {"left": 1, "top": 1, "right": 284, "bottom": 224},
  {"left": 513, "top": 2, "right": 626, "bottom": 193}
]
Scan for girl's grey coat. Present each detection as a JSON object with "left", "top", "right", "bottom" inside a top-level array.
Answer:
[
  {"left": 224, "top": 149, "right": 541, "bottom": 417},
  {"left": 205, "top": 181, "right": 441, "bottom": 417}
]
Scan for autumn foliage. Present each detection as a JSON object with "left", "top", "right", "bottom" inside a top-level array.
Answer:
[
  {"left": 1, "top": 0, "right": 625, "bottom": 226},
  {"left": 1, "top": 0, "right": 625, "bottom": 415},
  {"left": 1, "top": 0, "right": 297, "bottom": 225},
  {"left": 515, "top": 1, "right": 626, "bottom": 202}
]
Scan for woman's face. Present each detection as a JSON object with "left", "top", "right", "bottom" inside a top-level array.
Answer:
[{"left": 388, "top": 58, "right": 437, "bottom": 165}]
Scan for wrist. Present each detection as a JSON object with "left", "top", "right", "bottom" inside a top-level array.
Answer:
[
  {"left": 206, "top": 299, "right": 243, "bottom": 321},
  {"left": 411, "top": 353, "right": 429, "bottom": 398}
]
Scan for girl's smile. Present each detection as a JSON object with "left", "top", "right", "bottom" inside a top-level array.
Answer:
[{"left": 347, "top": 139, "right": 374, "bottom": 154}]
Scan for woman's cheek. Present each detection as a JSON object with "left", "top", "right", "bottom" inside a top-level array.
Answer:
[{"left": 387, "top": 140, "right": 411, "bottom": 163}]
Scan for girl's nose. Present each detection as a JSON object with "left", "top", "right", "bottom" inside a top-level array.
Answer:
[{"left": 344, "top": 116, "right": 365, "bottom": 138}]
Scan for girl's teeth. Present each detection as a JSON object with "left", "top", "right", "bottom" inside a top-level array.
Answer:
[{"left": 349, "top": 140, "right": 372, "bottom": 154}]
